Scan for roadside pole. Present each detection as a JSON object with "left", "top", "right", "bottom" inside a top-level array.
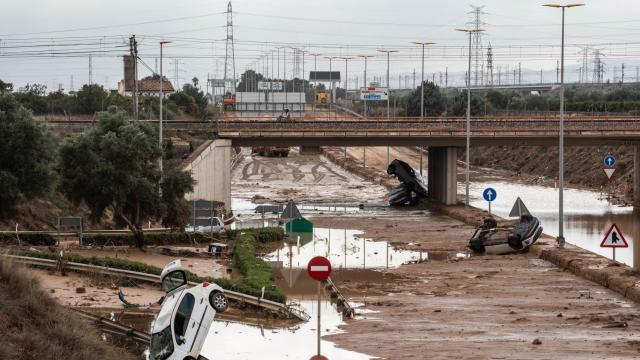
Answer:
[{"left": 307, "top": 256, "right": 332, "bottom": 358}]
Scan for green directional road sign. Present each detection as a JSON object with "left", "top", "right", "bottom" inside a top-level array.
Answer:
[{"left": 285, "top": 217, "right": 313, "bottom": 233}]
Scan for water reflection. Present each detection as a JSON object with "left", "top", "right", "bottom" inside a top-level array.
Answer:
[
  {"left": 465, "top": 181, "right": 639, "bottom": 266},
  {"left": 201, "top": 299, "right": 372, "bottom": 360},
  {"left": 264, "top": 228, "right": 426, "bottom": 269}
]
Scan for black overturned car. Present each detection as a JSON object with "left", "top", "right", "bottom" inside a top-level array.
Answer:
[
  {"left": 386, "top": 159, "right": 428, "bottom": 206},
  {"left": 468, "top": 214, "right": 543, "bottom": 253}
]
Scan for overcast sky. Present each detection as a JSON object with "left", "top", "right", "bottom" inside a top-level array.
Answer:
[{"left": 2, "top": 0, "right": 640, "bottom": 91}]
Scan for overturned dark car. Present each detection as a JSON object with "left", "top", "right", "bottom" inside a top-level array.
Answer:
[
  {"left": 468, "top": 214, "right": 543, "bottom": 253},
  {"left": 387, "top": 159, "right": 428, "bottom": 206}
]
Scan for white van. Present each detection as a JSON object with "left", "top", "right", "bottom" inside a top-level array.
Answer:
[{"left": 149, "top": 260, "right": 228, "bottom": 360}]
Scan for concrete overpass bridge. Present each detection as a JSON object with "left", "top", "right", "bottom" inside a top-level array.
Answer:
[{"left": 44, "top": 115, "right": 640, "bottom": 208}]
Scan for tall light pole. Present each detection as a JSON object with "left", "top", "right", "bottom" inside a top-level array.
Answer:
[
  {"left": 378, "top": 49, "right": 399, "bottom": 167},
  {"left": 412, "top": 41, "right": 436, "bottom": 177},
  {"left": 456, "top": 29, "right": 483, "bottom": 207},
  {"left": 325, "top": 56, "right": 339, "bottom": 119},
  {"left": 358, "top": 55, "right": 375, "bottom": 167},
  {"left": 310, "top": 53, "right": 321, "bottom": 112},
  {"left": 159, "top": 40, "right": 171, "bottom": 189},
  {"left": 544, "top": 3, "right": 584, "bottom": 248},
  {"left": 339, "top": 57, "right": 353, "bottom": 158}
]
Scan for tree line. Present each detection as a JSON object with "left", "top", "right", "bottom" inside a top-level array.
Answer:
[
  {"left": 396, "top": 82, "right": 640, "bottom": 116},
  {"left": 0, "top": 77, "right": 212, "bottom": 120},
  {"left": 0, "top": 86, "right": 195, "bottom": 247}
]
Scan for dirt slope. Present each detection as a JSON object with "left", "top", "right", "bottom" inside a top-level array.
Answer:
[{"left": 0, "top": 257, "right": 135, "bottom": 360}]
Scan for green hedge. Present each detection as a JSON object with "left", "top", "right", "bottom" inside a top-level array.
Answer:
[
  {"left": 14, "top": 243, "right": 286, "bottom": 303},
  {"left": 226, "top": 227, "right": 284, "bottom": 243},
  {"left": 0, "top": 233, "right": 56, "bottom": 246},
  {"left": 82, "top": 232, "right": 214, "bottom": 246},
  {"left": 232, "top": 230, "right": 286, "bottom": 303}
]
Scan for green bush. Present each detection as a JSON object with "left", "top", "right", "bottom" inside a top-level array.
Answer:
[
  {"left": 82, "top": 232, "right": 214, "bottom": 246},
  {"left": 0, "top": 233, "right": 56, "bottom": 246},
  {"left": 232, "top": 230, "right": 286, "bottom": 303},
  {"left": 226, "top": 227, "right": 284, "bottom": 243}
]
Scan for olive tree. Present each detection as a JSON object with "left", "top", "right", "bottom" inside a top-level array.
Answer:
[{"left": 58, "top": 107, "right": 194, "bottom": 247}]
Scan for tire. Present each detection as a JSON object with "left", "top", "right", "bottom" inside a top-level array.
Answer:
[{"left": 209, "top": 291, "right": 228, "bottom": 313}]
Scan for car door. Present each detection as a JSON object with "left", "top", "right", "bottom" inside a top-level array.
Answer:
[
  {"left": 172, "top": 291, "right": 196, "bottom": 359},
  {"left": 184, "top": 287, "right": 216, "bottom": 357}
]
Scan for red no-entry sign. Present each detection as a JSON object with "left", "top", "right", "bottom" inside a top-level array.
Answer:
[{"left": 307, "top": 256, "right": 332, "bottom": 282}]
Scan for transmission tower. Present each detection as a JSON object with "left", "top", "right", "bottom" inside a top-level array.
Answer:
[
  {"left": 467, "top": 5, "right": 486, "bottom": 86},
  {"left": 486, "top": 43, "right": 494, "bottom": 86},
  {"left": 224, "top": 2, "right": 236, "bottom": 93},
  {"left": 592, "top": 49, "right": 605, "bottom": 84}
]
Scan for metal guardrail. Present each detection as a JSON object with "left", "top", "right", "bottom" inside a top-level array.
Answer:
[
  {"left": 72, "top": 308, "right": 151, "bottom": 344},
  {"left": 326, "top": 277, "right": 355, "bottom": 318},
  {"left": 5, "top": 255, "right": 309, "bottom": 321}
]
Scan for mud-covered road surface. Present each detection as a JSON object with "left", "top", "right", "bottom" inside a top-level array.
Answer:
[
  {"left": 232, "top": 148, "right": 388, "bottom": 204},
  {"left": 319, "top": 214, "right": 640, "bottom": 360}
]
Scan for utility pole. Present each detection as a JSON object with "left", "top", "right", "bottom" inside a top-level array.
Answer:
[
  {"left": 622, "top": 63, "right": 625, "bottom": 83},
  {"left": 487, "top": 43, "right": 494, "bottom": 87},
  {"left": 412, "top": 41, "right": 435, "bottom": 177},
  {"left": 518, "top": 62, "right": 522, "bottom": 85},
  {"left": 159, "top": 40, "right": 171, "bottom": 195},
  {"left": 130, "top": 35, "right": 139, "bottom": 120},
  {"left": 310, "top": 53, "right": 320, "bottom": 112},
  {"left": 378, "top": 49, "right": 399, "bottom": 168},
  {"left": 88, "top": 54, "right": 93, "bottom": 85}
]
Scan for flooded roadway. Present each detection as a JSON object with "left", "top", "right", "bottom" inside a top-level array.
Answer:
[{"left": 465, "top": 179, "right": 639, "bottom": 266}]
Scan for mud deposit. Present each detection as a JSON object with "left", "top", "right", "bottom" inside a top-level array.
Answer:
[{"left": 232, "top": 148, "right": 387, "bottom": 204}]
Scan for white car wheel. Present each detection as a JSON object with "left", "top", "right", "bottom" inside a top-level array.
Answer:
[{"left": 209, "top": 291, "right": 228, "bottom": 313}]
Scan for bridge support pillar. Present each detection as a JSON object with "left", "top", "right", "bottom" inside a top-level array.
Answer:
[
  {"left": 427, "top": 147, "right": 458, "bottom": 205},
  {"left": 182, "top": 139, "right": 232, "bottom": 212}
]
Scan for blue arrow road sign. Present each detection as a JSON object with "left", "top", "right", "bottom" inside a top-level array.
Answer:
[
  {"left": 483, "top": 188, "right": 497, "bottom": 202},
  {"left": 604, "top": 154, "right": 616, "bottom": 167}
]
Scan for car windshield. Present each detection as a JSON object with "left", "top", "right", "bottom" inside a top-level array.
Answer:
[
  {"left": 149, "top": 326, "right": 174, "bottom": 360},
  {"left": 162, "top": 270, "right": 187, "bottom": 293}
]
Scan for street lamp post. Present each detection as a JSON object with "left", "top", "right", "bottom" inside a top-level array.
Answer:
[
  {"left": 544, "top": 3, "right": 585, "bottom": 248},
  {"left": 159, "top": 40, "right": 171, "bottom": 193},
  {"left": 357, "top": 55, "right": 375, "bottom": 167},
  {"left": 412, "top": 41, "right": 436, "bottom": 177},
  {"left": 456, "top": 28, "right": 484, "bottom": 207},
  {"left": 324, "top": 56, "right": 339, "bottom": 120},
  {"left": 310, "top": 53, "right": 321, "bottom": 112},
  {"left": 340, "top": 57, "right": 353, "bottom": 158},
  {"left": 378, "top": 49, "right": 399, "bottom": 168}
]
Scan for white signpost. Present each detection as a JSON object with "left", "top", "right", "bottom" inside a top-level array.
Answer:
[
  {"left": 271, "top": 81, "right": 284, "bottom": 91},
  {"left": 257, "top": 81, "right": 271, "bottom": 90},
  {"left": 359, "top": 87, "right": 389, "bottom": 101}
]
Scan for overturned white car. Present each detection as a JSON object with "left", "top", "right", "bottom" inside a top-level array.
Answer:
[{"left": 149, "top": 260, "right": 228, "bottom": 360}]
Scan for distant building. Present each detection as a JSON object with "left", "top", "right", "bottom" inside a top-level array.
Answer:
[{"left": 117, "top": 55, "right": 175, "bottom": 97}]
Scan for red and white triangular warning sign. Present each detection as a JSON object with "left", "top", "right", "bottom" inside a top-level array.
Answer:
[
  {"left": 602, "top": 167, "right": 616, "bottom": 181},
  {"left": 600, "top": 224, "right": 628, "bottom": 248}
]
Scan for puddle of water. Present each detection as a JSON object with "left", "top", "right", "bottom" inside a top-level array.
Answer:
[
  {"left": 263, "top": 228, "right": 426, "bottom": 270},
  {"left": 463, "top": 180, "right": 639, "bottom": 266},
  {"left": 201, "top": 299, "right": 373, "bottom": 360}
]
